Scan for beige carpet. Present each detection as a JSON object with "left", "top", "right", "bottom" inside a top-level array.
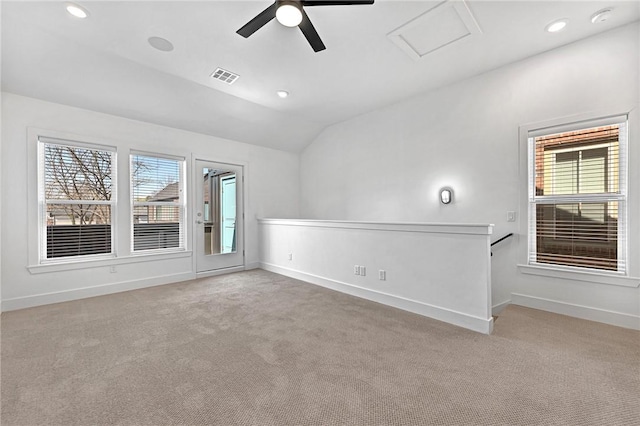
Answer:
[{"left": 1, "top": 269, "right": 639, "bottom": 425}]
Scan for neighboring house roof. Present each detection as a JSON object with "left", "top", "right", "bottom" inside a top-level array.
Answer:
[{"left": 148, "top": 182, "right": 179, "bottom": 202}]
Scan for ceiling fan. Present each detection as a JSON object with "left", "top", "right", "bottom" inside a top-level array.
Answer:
[{"left": 237, "top": 0, "right": 375, "bottom": 52}]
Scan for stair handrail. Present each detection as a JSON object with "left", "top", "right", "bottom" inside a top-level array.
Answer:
[{"left": 491, "top": 233, "right": 514, "bottom": 256}]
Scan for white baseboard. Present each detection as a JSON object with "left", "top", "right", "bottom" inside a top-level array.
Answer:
[
  {"left": 492, "top": 300, "right": 511, "bottom": 316},
  {"left": 1, "top": 272, "right": 195, "bottom": 312},
  {"left": 260, "top": 262, "right": 493, "bottom": 335},
  {"left": 511, "top": 293, "right": 640, "bottom": 330}
]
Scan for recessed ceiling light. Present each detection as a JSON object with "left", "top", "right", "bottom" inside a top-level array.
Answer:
[
  {"left": 66, "top": 3, "right": 89, "bottom": 19},
  {"left": 545, "top": 19, "right": 568, "bottom": 33},
  {"left": 276, "top": 90, "right": 289, "bottom": 98},
  {"left": 591, "top": 8, "right": 613, "bottom": 24},
  {"left": 148, "top": 36, "right": 174, "bottom": 52}
]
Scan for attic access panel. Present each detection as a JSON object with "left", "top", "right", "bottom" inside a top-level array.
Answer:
[{"left": 387, "top": 0, "right": 482, "bottom": 60}]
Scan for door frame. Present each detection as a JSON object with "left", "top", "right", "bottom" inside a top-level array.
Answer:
[{"left": 191, "top": 154, "right": 247, "bottom": 278}]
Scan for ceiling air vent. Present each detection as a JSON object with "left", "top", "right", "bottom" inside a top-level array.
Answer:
[{"left": 210, "top": 68, "right": 240, "bottom": 85}]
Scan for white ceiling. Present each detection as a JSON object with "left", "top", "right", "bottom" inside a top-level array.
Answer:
[{"left": 2, "top": 1, "right": 639, "bottom": 152}]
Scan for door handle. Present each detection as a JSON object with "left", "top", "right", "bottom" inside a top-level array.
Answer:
[{"left": 196, "top": 220, "right": 203, "bottom": 224}]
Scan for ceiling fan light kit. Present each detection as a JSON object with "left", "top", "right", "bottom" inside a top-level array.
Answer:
[
  {"left": 276, "top": 2, "right": 303, "bottom": 27},
  {"left": 237, "top": 0, "right": 375, "bottom": 52}
]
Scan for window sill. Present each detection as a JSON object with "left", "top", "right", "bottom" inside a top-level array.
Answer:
[
  {"left": 28, "top": 250, "right": 192, "bottom": 274},
  {"left": 517, "top": 264, "right": 639, "bottom": 288}
]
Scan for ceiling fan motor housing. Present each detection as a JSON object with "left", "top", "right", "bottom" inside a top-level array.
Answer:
[{"left": 278, "top": 0, "right": 303, "bottom": 7}]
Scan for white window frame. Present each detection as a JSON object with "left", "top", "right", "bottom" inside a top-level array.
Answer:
[
  {"left": 37, "top": 136, "right": 117, "bottom": 264},
  {"left": 518, "top": 109, "right": 639, "bottom": 288},
  {"left": 130, "top": 151, "right": 187, "bottom": 254}
]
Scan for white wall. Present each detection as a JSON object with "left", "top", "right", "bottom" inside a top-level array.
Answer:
[
  {"left": 0, "top": 2, "right": 3, "bottom": 312},
  {"left": 1, "top": 93, "right": 300, "bottom": 310},
  {"left": 300, "top": 24, "right": 640, "bottom": 328},
  {"left": 259, "top": 219, "right": 494, "bottom": 334},
  {"left": 0, "top": 89, "right": 3, "bottom": 311}
]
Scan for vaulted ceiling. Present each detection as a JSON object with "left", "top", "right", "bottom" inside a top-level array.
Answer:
[{"left": 2, "top": 1, "right": 638, "bottom": 152}]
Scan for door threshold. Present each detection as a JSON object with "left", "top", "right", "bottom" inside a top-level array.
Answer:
[{"left": 196, "top": 265, "right": 245, "bottom": 279}]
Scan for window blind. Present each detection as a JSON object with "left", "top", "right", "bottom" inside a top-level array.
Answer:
[
  {"left": 131, "top": 153, "right": 185, "bottom": 252},
  {"left": 40, "top": 139, "right": 115, "bottom": 260},
  {"left": 528, "top": 120, "right": 627, "bottom": 273}
]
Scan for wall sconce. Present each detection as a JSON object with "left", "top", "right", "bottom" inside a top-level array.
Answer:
[{"left": 440, "top": 187, "right": 453, "bottom": 204}]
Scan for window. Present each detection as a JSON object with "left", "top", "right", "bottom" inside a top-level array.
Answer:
[
  {"left": 39, "top": 137, "right": 115, "bottom": 261},
  {"left": 527, "top": 117, "right": 627, "bottom": 273},
  {"left": 131, "top": 153, "right": 185, "bottom": 252}
]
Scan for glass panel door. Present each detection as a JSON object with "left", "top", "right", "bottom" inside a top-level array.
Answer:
[{"left": 195, "top": 160, "right": 243, "bottom": 273}]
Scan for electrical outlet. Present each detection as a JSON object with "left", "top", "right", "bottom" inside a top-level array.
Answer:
[
  {"left": 109, "top": 265, "right": 116, "bottom": 273},
  {"left": 288, "top": 253, "right": 293, "bottom": 261},
  {"left": 354, "top": 265, "right": 360, "bottom": 275},
  {"left": 507, "top": 211, "right": 516, "bottom": 222},
  {"left": 359, "top": 266, "right": 366, "bottom": 276},
  {"left": 379, "top": 270, "right": 386, "bottom": 281}
]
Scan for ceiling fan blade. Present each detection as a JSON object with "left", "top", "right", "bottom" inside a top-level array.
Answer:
[
  {"left": 302, "top": 1, "right": 374, "bottom": 6},
  {"left": 237, "top": 2, "right": 277, "bottom": 38},
  {"left": 298, "top": 9, "right": 326, "bottom": 52}
]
